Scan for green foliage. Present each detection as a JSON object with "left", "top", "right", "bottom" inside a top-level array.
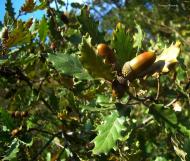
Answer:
[
  {"left": 38, "top": 16, "right": 48, "bottom": 43},
  {"left": 0, "top": 108, "right": 14, "bottom": 129},
  {"left": 48, "top": 52, "right": 91, "bottom": 80},
  {"left": 133, "top": 24, "right": 144, "bottom": 54},
  {"left": 2, "top": 138, "right": 19, "bottom": 161},
  {"left": 92, "top": 111, "right": 126, "bottom": 154},
  {"left": 77, "top": 6, "right": 104, "bottom": 45},
  {"left": 79, "top": 34, "right": 114, "bottom": 80},
  {"left": 5, "top": 0, "right": 15, "bottom": 19},
  {"left": 0, "top": 0, "right": 190, "bottom": 160},
  {"left": 1, "top": 20, "right": 32, "bottom": 48},
  {"left": 150, "top": 104, "right": 177, "bottom": 125},
  {"left": 111, "top": 23, "right": 134, "bottom": 67}
]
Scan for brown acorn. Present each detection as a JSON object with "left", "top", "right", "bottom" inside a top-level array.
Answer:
[
  {"left": 97, "top": 43, "right": 113, "bottom": 58},
  {"left": 122, "top": 51, "right": 156, "bottom": 80}
]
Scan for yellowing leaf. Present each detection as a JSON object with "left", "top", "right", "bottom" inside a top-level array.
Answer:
[
  {"left": 155, "top": 41, "right": 181, "bottom": 74},
  {"left": 21, "top": 0, "right": 35, "bottom": 13},
  {"left": 138, "top": 41, "right": 181, "bottom": 78},
  {"left": 2, "top": 20, "right": 32, "bottom": 48}
]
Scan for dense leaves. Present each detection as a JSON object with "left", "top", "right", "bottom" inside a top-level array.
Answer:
[{"left": 0, "top": 0, "right": 190, "bottom": 160}]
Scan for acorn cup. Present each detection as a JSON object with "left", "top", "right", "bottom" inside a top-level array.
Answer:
[{"left": 122, "top": 51, "right": 156, "bottom": 81}]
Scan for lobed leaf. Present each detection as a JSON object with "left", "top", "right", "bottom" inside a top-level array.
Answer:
[
  {"left": 111, "top": 23, "right": 134, "bottom": 68},
  {"left": 77, "top": 6, "right": 104, "bottom": 45},
  {"left": 48, "top": 52, "right": 91, "bottom": 80},
  {"left": 92, "top": 111, "right": 126, "bottom": 154},
  {"left": 2, "top": 20, "right": 32, "bottom": 48},
  {"left": 2, "top": 138, "right": 19, "bottom": 161},
  {"left": 133, "top": 24, "right": 144, "bottom": 54},
  {"left": 38, "top": 16, "right": 49, "bottom": 43},
  {"left": 79, "top": 34, "right": 114, "bottom": 80},
  {"left": 150, "top": 104, "right": 177, "bottom": 125},
  {"left": 5, "top": 0, "right": 15, "bottom": 19}
]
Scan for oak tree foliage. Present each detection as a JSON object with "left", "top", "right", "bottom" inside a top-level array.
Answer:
[{"left": 0, "top": 0, "right": 190, "bottom": 160}]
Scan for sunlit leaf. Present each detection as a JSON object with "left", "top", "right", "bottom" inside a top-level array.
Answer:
[
  {"left": 3, "top": 20, "right": 32, "bottom": 48},
  {"left": 92, "top": 111, "right": 126, "bottom": 154},
  {"left": 2, "top": 138, "right": 19, "bottom": 161},
  {"left": 111, "top": 23, "right": 134, "bottom": 68},
  {"left": 21, "top": 0, "right": 35, "bottom": 13},
  {"left": 48, "top": 52, "right": 91, "bottom": 80},
  {"left": 133, "top": 24, "right": 144, "bottom": 54},
  {"left": 150, "top": 104, "right": 177, "bottom": 125},
  {"left": 38, "top": 16, "right": 48, "bottom": 43}
]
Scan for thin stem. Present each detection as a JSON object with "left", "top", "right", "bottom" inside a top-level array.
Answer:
[
  {"left": 165, "top": 98, "right": 177, "bottom": 107},
  {"left": 155, "top": 75, "right": 160, "bottom": 100},
  {"left": 28, "top": 128, "right": 54, "bottom": 136},
  {"left": 54, "top": 0, "right": 59, "bottom": 11}
]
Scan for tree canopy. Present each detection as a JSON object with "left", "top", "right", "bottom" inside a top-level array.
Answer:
[{"left": 0, "top": 0, "right": 190, "bottom": 160}]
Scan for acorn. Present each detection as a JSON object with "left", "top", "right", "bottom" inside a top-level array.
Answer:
[
  {"left": 97, "top": 43, "right": 115, "bottom": 64},
  {"left": 97, "top": 43, "right": 113, "bottom": 58},
  {"left": 122, "top": 51, "right": 156, "bottom": 80}
]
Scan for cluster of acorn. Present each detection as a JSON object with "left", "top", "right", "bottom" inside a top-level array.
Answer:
[
  {"left": 96, "top": 43, "right": 156, "bottom": 98},
  {"left": 97, "top": 43, "right": 156, "bottom": 80}
]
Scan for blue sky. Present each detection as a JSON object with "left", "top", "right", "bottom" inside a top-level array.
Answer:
[
  {"left": 0, "top": 0, "right": 45, "bottom": 22},
  {"left": 0, "top": 0, "right": 84, "bottom": 22}
]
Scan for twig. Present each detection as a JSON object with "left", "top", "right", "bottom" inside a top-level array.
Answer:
[
  {"left": 155, "top": 75, "right": 160, "bottom": 100},
  {"left": 66, "top": 0, "right": 69, "bottom": 12},
  {"left": 54, "top": 0, "right": 59, "bottom": 11},
  {"left": 165, "top": 98, "right": 177, "bottom": 107},
  {"left": 28, "top": 128, "right": 54, "bottom": 136}
]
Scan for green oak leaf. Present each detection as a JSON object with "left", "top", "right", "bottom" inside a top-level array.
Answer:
[
  {"left": 150, "top": 104, "right": 177, "bottom": 125},
  {"left": 48, "top": 52, "right": 91, "bottom": 80},
  {"left": 3, "top": 20, "right": 31, "bottom": 48},
  {"left": 5, "top": 0, "right": 15, "bottom": 19},
  {"left": 38, "top": 16, "right": 48, "bottom": 42},
  {"left": 133, "top": 24, "right": 144, "bottom": 54},
  {"left": 111, "top": 23, "right": 134, "bottom": 68},
  {"left": 2, "top": 138, "right": 19, "bottom": 161},
  {"left": 92, "top": 111, "right": 126, "bottom": 154},
  {"left": 0, "top": 107, "right": 14, "bottom": 129},
  {"left": 77, "top": 6, "right": 104, "bottom": 44},
  {"left": 79, "top": 34, "right": 115, "bottom": 80}
]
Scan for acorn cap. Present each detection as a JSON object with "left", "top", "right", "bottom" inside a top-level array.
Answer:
[{"left": 122, "top": 61, "right": 133, "bottom": 78}]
